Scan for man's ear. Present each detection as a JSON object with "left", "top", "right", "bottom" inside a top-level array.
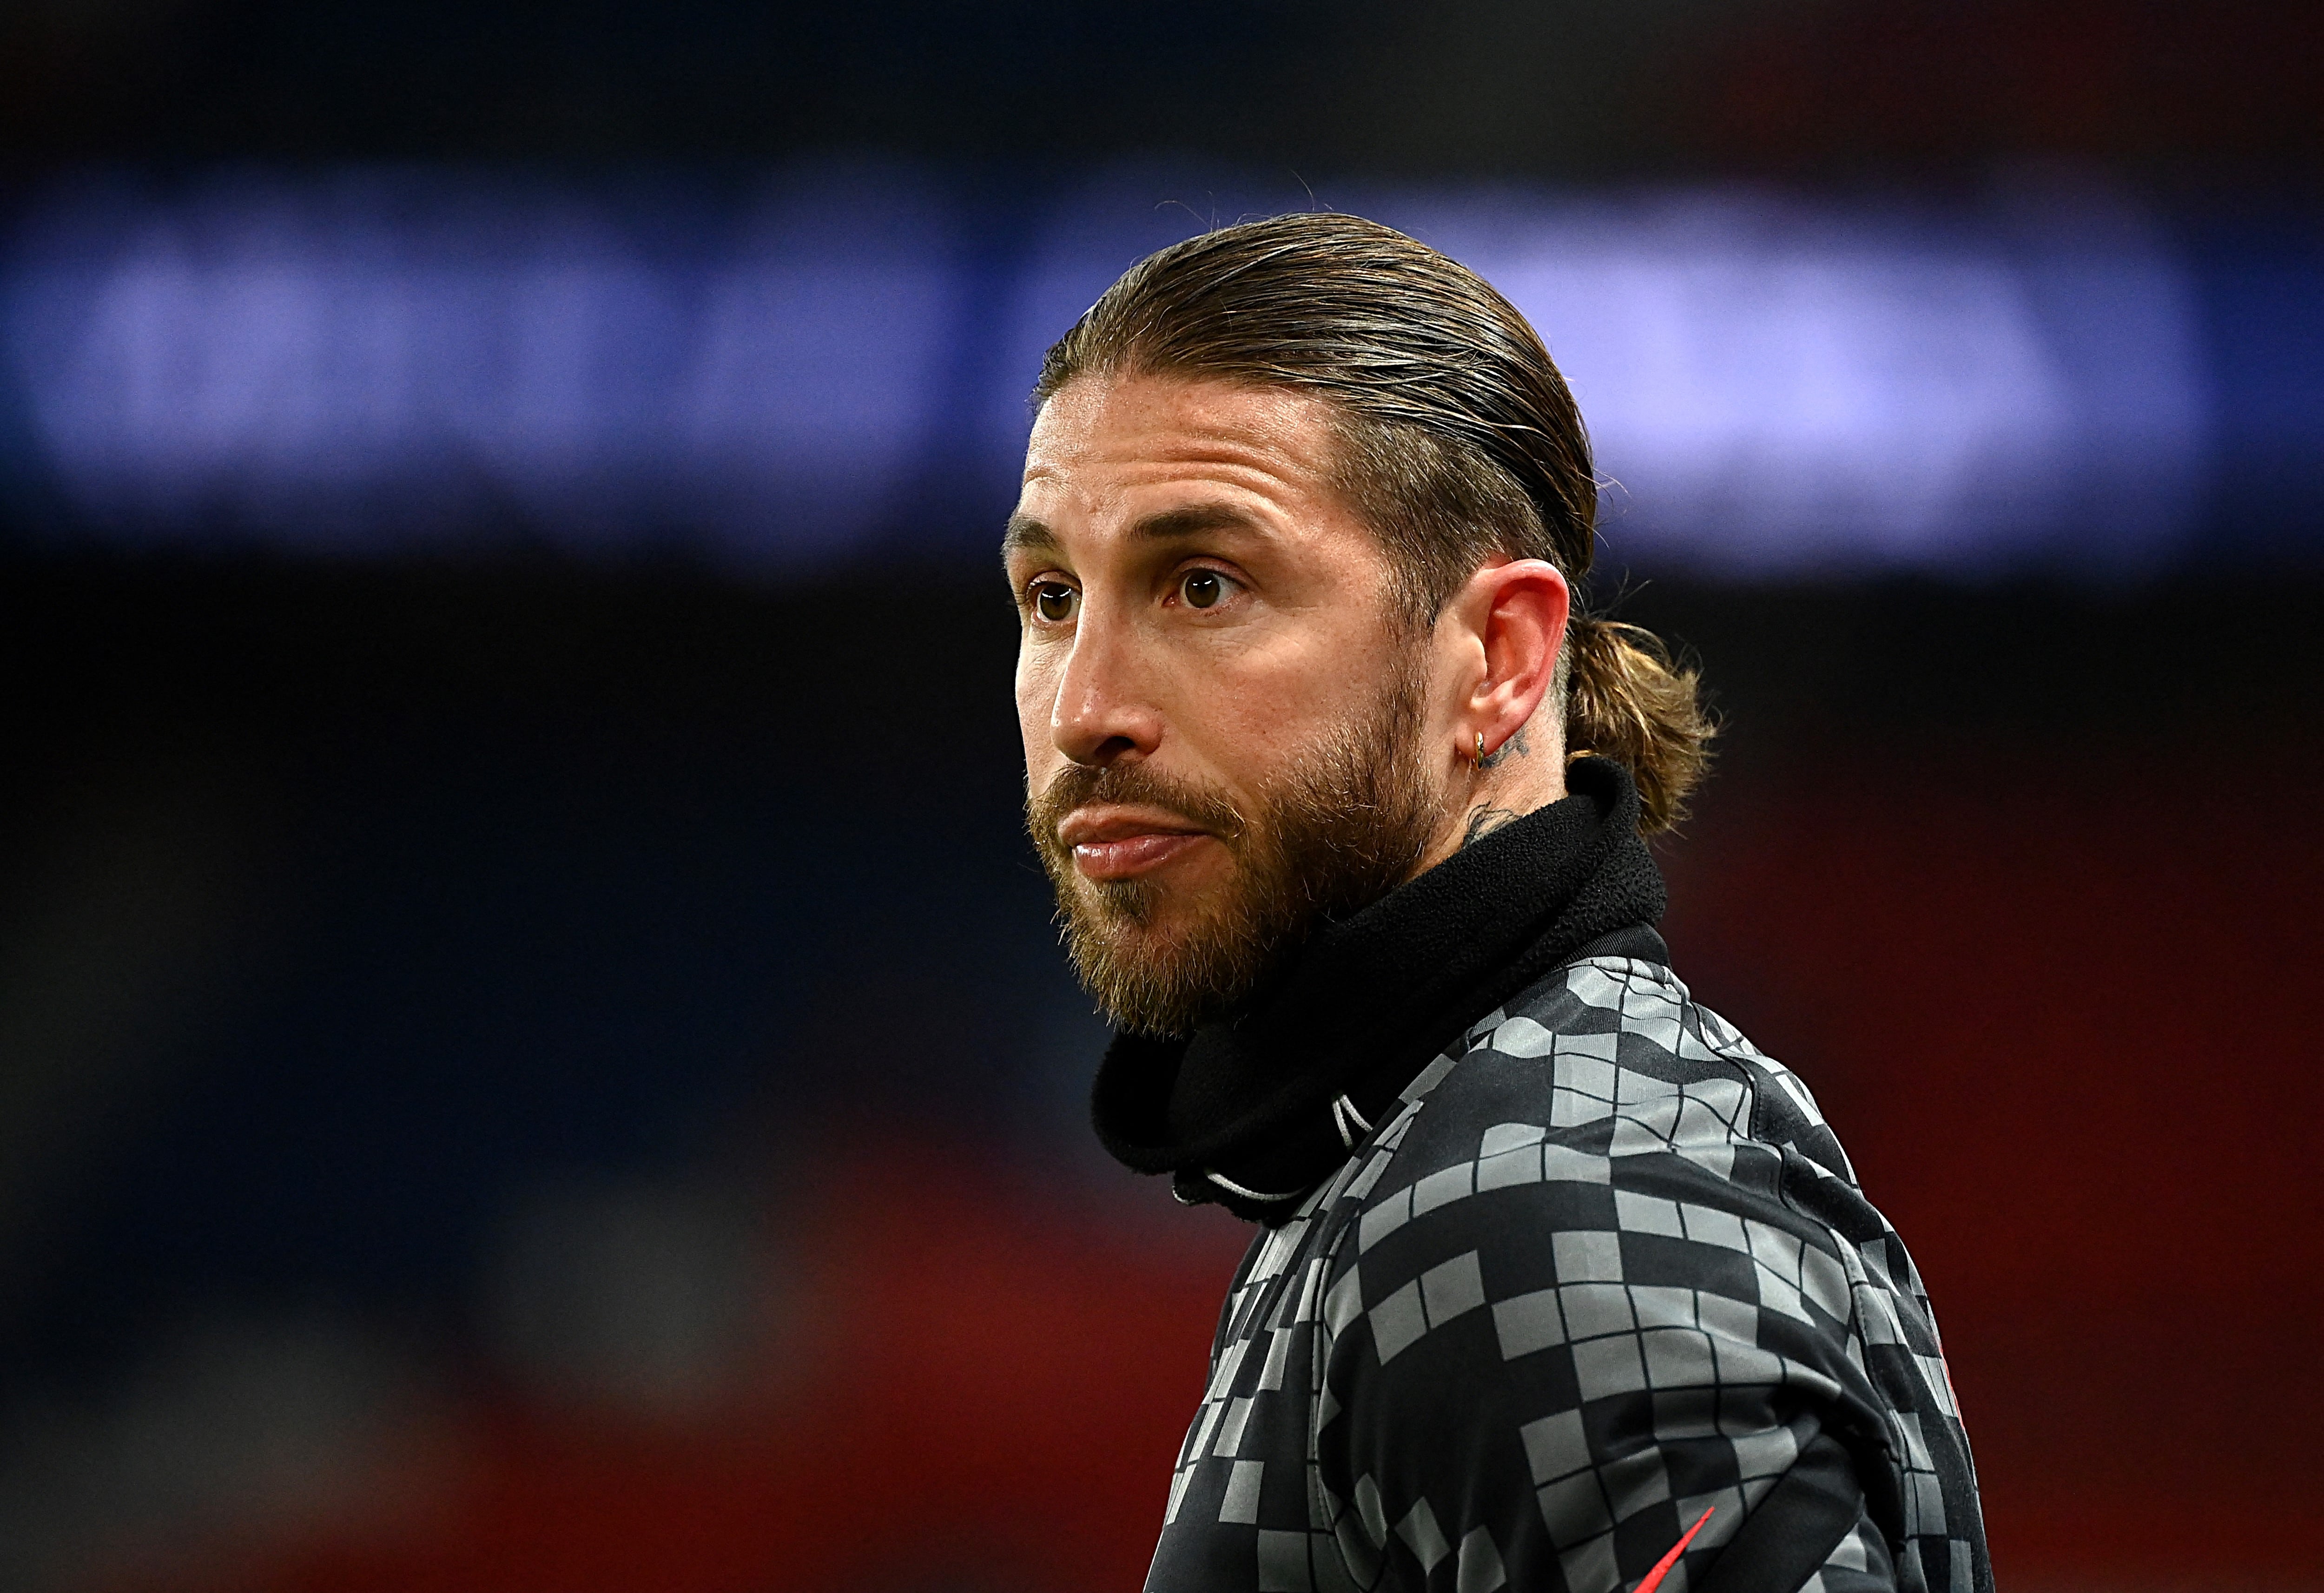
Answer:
[{"left": 1452, "top": 558, "right": 1570, "bottom": 757}]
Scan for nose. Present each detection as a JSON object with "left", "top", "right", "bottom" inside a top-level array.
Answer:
[{"left": 1050, "top": 604, "right": 1163, "bottom": 769}]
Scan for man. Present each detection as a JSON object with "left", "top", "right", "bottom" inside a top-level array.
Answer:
[{"left": 1005, "top": 213, "right": 1987, "bottom": 1593}]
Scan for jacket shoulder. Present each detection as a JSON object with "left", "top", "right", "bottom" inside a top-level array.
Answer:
[
  {"left": 1320, "top": 958, "right": 1866, "bottom": 1367},
  {"left": 1295, "top": 957, "right": 1987, "bottom": 1593},
  {"left": 1341, "top": 957, "right": 1839, "bottom": 1216}
]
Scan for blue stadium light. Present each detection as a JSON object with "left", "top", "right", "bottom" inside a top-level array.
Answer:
[{"left": 3, "top": 165, "right": 2316, "bottom": 578}]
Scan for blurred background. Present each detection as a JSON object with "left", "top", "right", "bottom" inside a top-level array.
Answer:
[{"left": 1, "top": 2, "right": 2320, "bottom": 1589}]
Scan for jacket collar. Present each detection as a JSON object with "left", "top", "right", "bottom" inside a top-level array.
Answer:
[{"left": 1090, "top": 756, "right": 1668, "bottom": 1223}]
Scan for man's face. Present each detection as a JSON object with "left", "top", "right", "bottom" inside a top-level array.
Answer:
[{"left": 1007, "top": 374, "right": 1454, "bottom": 1034}]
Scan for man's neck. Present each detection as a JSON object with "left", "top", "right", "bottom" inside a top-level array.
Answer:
[{"left": 1412, "top": 713, "right": 1568, "bottom": 879}]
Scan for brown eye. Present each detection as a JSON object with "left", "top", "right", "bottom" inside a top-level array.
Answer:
[
  {"left": 1182, "top": 570, "right": 1224, "bottom": 609},
  {"left": 1033, "top": 583, "right": 1077, "bottom": 623}
]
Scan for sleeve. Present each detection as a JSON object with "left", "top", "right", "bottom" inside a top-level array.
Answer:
[{"left": 1312, "top": 1162, "right": 1895, "bottom": 1593}]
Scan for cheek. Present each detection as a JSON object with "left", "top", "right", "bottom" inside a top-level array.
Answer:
[
  {"left": 1015, "top": 648, "right": 1059, "bottom": 761},
  {"left": 1149, "top": 699, "right": 1305, "bottom": 821},
  {"left": 1196, "top": 636, "right": 1393, "bottom": 758}
]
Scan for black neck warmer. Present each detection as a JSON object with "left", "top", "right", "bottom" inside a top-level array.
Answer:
[{"left": 1090, "top": 756, "right": 1669, "bottom": 1224}]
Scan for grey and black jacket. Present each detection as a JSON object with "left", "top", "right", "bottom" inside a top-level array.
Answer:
[{"left": 1093, "top": 759, "right": 1988, "bottom": 1593}]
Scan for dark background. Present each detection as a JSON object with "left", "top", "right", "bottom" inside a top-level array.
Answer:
[{"left": 2, "top": 4, "right": 2321, "bottom": 1590}]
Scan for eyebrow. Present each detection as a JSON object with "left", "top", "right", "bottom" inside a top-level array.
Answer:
[
  {"left": 1000, "top": 502, "right": 1266, "bottom": 561},
  {"left": 1001, "top": 514, "right": 1059, "bottom": 560},
  {"left": 1131, "top": 502, "right": 1265, "bottom": 543}
]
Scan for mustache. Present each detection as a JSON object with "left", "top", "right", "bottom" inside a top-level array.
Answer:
[{"left": 1027, "top": 761, "right": 1249, "bottom": 850}]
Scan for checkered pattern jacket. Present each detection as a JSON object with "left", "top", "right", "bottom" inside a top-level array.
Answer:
[{"left": 1145, "top": 955, "right": 1989, "bottom": 1593}]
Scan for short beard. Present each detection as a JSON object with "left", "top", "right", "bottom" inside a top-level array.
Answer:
[{"left": 1027, "top": 655, "right": 1440, "bottom": 1037}]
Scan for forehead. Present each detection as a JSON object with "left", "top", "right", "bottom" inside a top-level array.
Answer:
[{"left": 1021, "top": 375, "right": 1342, "bottom": 507}]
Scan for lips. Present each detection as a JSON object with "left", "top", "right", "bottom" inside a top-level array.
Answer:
[{"left": 1057, "top": 806, "right": 1215, "bottom": 882}]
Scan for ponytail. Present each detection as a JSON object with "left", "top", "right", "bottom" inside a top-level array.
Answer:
[{"left": 1563, "top": 617, "right": 1716, "bottom": 836}]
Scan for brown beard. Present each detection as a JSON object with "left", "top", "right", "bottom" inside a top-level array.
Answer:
[{"left": 1026, "top": 655, "right": 1440, "bottom": 1037}]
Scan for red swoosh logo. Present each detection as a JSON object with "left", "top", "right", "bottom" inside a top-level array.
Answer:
[{"left": 1634, "top": 1506, "right": 1716, "bottom": 1593}]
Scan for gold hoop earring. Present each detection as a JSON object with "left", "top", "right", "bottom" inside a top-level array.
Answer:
[{"left": 1474, "top": 731, "right": 1488, "bottom": 766}]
